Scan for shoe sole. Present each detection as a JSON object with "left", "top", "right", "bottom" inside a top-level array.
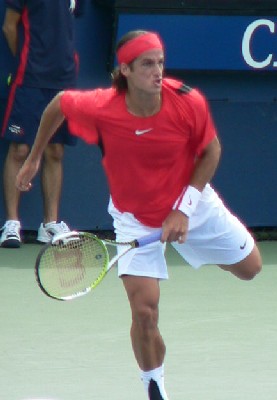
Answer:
[{"left": 1, "top": 239, "right": 21, "bottom": 248}]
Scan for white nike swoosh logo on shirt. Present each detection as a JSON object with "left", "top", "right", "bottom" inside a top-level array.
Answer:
[{"left": 135, "top": 128, "right": 153, "bottom": 135}]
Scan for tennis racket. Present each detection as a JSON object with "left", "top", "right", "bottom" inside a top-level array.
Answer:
[{"left": 35, "top": 230, "right": 162, "bottom": 301}]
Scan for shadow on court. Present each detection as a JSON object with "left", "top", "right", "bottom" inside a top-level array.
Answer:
[{"left": 0, "top": 241, "right": 276, "bottom": 400}]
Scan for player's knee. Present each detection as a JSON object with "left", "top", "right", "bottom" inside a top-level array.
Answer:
[
  {"left": 245, "top": 249, "right": 262, "bottom": 280},
  {"left": 245, "top": 261, "right": 262, "bottom": 280},
  {"left": 220, "top": 254, "right": 262, "bottom": 280},
  {"left": 134, "top": 305, "right": 158, "bottom": 334},
  {"left": 236, "top": 259, "right": 262, "bottom": 281},
  {"left": 236, "top": 245, "right": 262, "bottom": 280}
]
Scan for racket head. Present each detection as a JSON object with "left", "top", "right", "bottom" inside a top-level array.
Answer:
[{"left": 35, "top": 232, "right": 109, "bottom": 300}]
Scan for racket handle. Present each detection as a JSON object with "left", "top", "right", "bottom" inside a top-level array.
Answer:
[{"left": 135, "top": 229, "right": 162, "bottom": 247}]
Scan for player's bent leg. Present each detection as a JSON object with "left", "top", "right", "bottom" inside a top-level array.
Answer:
[{"left": 218, "top": 243, "right": 262, "bottom": 280}]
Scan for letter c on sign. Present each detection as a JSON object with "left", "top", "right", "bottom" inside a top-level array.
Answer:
[{"left": 242, "top": 19, "right": 274, "bottom": 69}]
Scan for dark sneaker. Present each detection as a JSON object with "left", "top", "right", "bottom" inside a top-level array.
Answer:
[{"left": 148, "top": 379, "right": 164, "bottom": 400}]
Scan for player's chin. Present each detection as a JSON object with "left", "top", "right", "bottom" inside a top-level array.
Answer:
[{"left": 149, "top": 85, "right": 162, "bottom": 94}]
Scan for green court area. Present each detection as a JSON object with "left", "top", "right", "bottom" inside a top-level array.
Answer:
[{"left": 0, "top": 241, "right": 276, "bottom": 400}]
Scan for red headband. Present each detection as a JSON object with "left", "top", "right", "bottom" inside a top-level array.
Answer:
[{"left": 116, "top": 32, "right": 164, "bottom": 65}]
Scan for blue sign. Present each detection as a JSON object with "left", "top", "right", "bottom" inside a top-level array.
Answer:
[{"left": 116, "top": 14, "right": 277, "bottom": 70}]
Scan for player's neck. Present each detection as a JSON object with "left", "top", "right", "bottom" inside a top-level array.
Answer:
[{"left": 125, "top": 93, "right": 161, "bottom": 117}]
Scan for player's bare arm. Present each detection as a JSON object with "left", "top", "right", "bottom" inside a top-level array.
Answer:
[
  {"left": 16, "top": 92, "right": 65, "bottom": 191},
  {"left": 190, "top": 136, "right": 221, "bottom": 191}
]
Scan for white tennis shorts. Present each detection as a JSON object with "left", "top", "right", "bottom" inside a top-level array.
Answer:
[{"left": 108, "top": 184, "right": 255, "bottom": 280}]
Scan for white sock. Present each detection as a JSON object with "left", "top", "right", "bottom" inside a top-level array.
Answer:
[
  {"left": 141, "top": 364, "right": 169, "bottom": 400},
  {"left": 44, "top": 221, "right": 56, "bottom": 227}
]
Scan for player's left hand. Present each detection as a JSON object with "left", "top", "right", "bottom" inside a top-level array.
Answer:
[{"left": 161, "top": 210, "right": 189, "bottom": 244}]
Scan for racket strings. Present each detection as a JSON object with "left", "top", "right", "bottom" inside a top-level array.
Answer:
[{"left": 36, "top": 235, "right": 108, "bottom": 299}]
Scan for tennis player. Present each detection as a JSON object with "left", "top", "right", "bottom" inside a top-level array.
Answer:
[{"left": 16, "top": 30, "right": 262, "bottom": 400}]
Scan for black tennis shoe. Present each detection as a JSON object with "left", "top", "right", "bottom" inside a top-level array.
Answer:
[{"left": 148, "top": 379, "right": 164, "bottom": 400}]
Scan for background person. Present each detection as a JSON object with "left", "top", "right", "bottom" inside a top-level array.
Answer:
[
  {"left": 0, "top": 0, "right": 85, "bottom": 248},
  {"left": 15, "top": 30, "right": 262, "bottom": 400}
]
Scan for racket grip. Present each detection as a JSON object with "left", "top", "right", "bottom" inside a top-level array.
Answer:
[{"left": 135, "top": 229, "right": 162, "bottom": 247}]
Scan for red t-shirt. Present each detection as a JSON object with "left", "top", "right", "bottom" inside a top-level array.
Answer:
[{"left": 60, "top": 78, "right": 217, "bottom": 227}]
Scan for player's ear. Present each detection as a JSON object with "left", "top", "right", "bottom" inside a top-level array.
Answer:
[{"left": 120, "top": 63, "right": 130, "bottom": 77}]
